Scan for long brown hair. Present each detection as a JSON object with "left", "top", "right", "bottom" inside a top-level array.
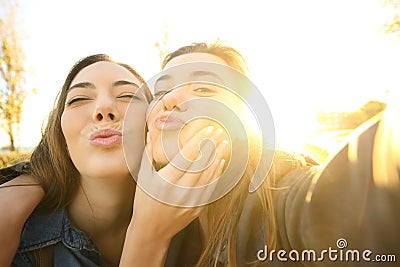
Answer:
[
  {"left": 29, "top": 54, "right": 151, "bottom": 213},
  {"left": 162, "top": 42, "right": 308, "bottom": 266}
]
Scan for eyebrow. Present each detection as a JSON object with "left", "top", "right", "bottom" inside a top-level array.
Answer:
[
  {"left": 154, "top": 71, "right": 224, "bottom": 89},
  {"left": 68, "top": 80, "right": 140, "bottom": 92},
  {"left": 154, "top": 75, "right": 172, "bottom": 86},
  {"left": 113, "top": 80, "right": 140, "bottom": 89},
  {"left": 68, "top": 82, "right": 95, "bottom": 91},
  {"left": 190, "top": 71, "right": 224, "bottom": 84}
]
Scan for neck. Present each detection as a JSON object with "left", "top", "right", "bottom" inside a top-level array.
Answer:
[
  {"left": 68, "top": 174, "right": 135, "bottom": 266},
  {"left": 68, "top": 174, "right": 135, "bottom": 238}
]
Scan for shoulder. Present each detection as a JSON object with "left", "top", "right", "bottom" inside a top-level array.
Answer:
[
  {"left": 10, "top": 209, "right": 64, "bottom": 267},
  {"left": 0, "top": 162, "right": 30, "bottom": 185},
  {"left": 17, "top": 209, "right": 65, "bottom": 252},
  {"left": 19, "top": 208, "right": 98, "bottom": 252},
  {"left": 14, "top": 209, "right": 104, "bottom": 266}
]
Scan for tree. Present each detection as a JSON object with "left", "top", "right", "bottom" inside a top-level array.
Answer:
[
  {"left": 0, "top": 0, "right": 26, "bottom": 151},
  {"left": 154, "top": 22, "right": 170, "bottom": 65},
  {"left": 382, "top": 0, "right": 400, "bottom": 37}
]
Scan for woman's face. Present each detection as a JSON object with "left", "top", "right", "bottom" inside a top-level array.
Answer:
[
  {"left": 61, "top": 61, "right": 148, "bottom": 179},
  {"left": 147, "top": 53, "right": 247, "bottom": 167}
]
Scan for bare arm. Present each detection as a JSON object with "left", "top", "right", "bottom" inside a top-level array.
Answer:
[{"left": 0, "top": 174, "right": 44, "bottom": 267}]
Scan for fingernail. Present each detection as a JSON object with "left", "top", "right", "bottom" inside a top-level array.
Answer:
[
  {"left": 206, "top": 125, "right": 214, "bottom": 134},
  {"left": 219, "top": 159, "right": 226, "bottom": 171}
]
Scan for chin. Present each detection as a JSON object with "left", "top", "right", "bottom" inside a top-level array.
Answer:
[
  {"left": 89, "top": 165, "right": 131, "bottom": 179},
  {"left": 76, "top": 154, "right": 131, "bottom": 179}
]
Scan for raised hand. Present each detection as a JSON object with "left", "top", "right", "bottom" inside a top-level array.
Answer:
[{"left": 120, "top": 126, "right": 228, "bottom": 266}]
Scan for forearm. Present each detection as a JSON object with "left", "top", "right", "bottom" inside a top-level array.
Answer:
[
  {"left": 120, "top": 223, "right": 171, "bottom": 267},
  {"left": 0, "top": 174, "right": 44, "bottom": 266}
]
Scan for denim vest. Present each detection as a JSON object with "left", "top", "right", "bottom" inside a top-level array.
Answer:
[
  {"left": 1, "top": 162, "right": 198, "bottom": 266},
  {"left": 12, "top": 209, "right": 109, "bottom": 267},
  {"left": 11, "top": 208, "right": 204, "bottom": 267},
  {"left": 0, "top": 162, "right": 110, "bottom": 266}
]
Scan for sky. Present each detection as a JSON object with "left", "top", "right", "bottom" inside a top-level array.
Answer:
[{"left": 1, "top": 0, "right": 399, "bottom": 149}]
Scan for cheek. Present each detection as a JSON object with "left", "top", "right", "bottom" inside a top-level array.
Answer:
[
  {"left": 124, "top": 105, "right": 147, "bottom": 147},
  {"left": 146, "top": 100, "right": 162, "bottom": 131},
  {"left": 61, "top": 108, "right": 89, "bottom": 157},
  {"left": 123, "top": 102, "right": 149, "bottom": 176},
  {"left": 61, "top": 111, "right": 77, "bottom": 147}
]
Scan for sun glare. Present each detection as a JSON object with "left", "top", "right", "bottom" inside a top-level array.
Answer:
[{"left": 2, "top": 0, "right": 397, "bottom": 155}]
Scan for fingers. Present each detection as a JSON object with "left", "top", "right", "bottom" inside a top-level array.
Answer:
[
  {"left": 159, "top": 126, "right": 217, "bottom": 182},
  {"left": 139, "top": 126, "right": 230, "bottom": 207},
  {"left": 176, "top": 125, "right": 216, "bottom": 163},
  {"left": 179, "top": 138, "right": 228, "bottom": 187},
  {"left": 179, "top": 144, "right": 228, "bottom": 206},
  {"left": 161, "top": 127, "right": 228, "bottom": 186},
  {"left": 183, "top": 126, "right": 227, "bottom": 169}
]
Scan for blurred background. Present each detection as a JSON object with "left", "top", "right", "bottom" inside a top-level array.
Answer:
[{"left": 1, "top": 0, "right": 399, "bottom": 167}]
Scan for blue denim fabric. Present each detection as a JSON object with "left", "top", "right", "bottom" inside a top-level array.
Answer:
[
  {"left": 3, "top": 162, "right": 272, "bottom": 266},
  {"left": 12, "top": 209, "right": 109, "bottom": 267}
]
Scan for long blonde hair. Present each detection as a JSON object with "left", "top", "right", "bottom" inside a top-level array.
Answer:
[
  {"left": 29, "top": 54, "right": 151, "bottom": 213},
  {"left": 163, "top": 42, "right": 308, "bottom": 266}
]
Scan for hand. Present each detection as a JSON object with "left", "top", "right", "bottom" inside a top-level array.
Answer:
[
  {"left": 120, "top": 126, "right": 228, "bottom": 267},
  {"left": 131, "top": 125, "right": 228, "bottom": 241}
]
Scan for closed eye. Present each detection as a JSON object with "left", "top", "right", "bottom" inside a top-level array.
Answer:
[
  {"left": 66, "top": 97, "right": 91, "bottom": 106},
  {"left": 154, "top": 90, "right": 168, "bottom": 98},
  {"left": 117, "top": 94, "right": 140, "bottom": 100},
  {"left": 193, "top": 87, "right": 216, "bottom": 95}
]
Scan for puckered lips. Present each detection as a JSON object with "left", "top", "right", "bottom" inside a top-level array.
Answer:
[
  {"left": 154, "top": 112, "right": 185, "bottom": 131},
  {"left": 89, "top": 129, "right": 122, "bottom": 147}
]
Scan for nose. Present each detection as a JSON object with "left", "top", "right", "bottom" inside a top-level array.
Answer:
[
  {"left": 161, "top": 88, "right": 187, "bottom": 112},
  {"left": 93, "top": 96, "right": 119, "bottom": 122}
]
